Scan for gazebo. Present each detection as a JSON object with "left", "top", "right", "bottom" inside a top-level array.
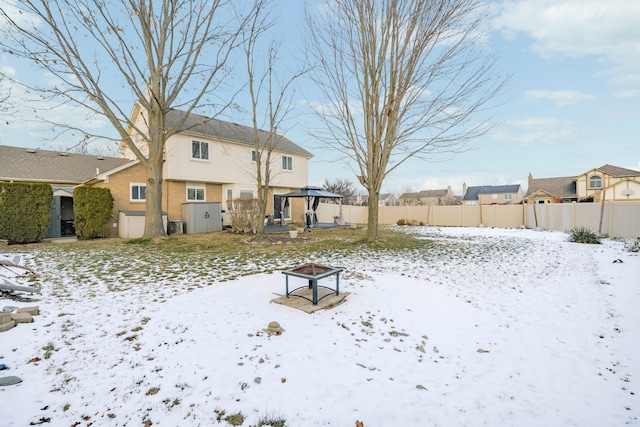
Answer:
[{"left": 281, "top": 186, "right": 344, "bottom": 229}]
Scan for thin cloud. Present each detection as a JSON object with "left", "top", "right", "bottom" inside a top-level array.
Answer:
[
  {"left": 493, "top": 0, "right": 640, "bottom": 86},
  {"left": 490, "top": 116, "right": 577, "bottom": 146},
  {"left": 524, "top": 89, "right": 595, "bottom": 107}
]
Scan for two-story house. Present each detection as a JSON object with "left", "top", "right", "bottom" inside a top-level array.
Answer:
[
  {"left": 575, "top": 164, "right": 640, "bottom": 202},
  {"left": 398, "top": 186, "right": 458, "bottom": 206},
  {"left": 85, "top": 105, "right": 313, "bottom": 234},
  {"left": 525, "top": 165, "right": 640, "bottom": 203},
  {"left": 462, "top": 184, "right": 523, "bottom": 206}
]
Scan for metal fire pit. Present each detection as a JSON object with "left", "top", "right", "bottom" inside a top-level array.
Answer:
[{"left": 282, "top": 263, "right": 343, "bottom": 305}]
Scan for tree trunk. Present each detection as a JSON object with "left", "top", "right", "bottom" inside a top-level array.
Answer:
[
  {"left": 366, "top": 191, "right": 380, "bottom": 241},
  {"left": 142, "top": 112, "right": 167, "bottom": 238}
]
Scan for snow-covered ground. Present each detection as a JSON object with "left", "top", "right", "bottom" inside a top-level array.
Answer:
[{"left": 1, "top": 227, "right": 638, "bottom": 426}]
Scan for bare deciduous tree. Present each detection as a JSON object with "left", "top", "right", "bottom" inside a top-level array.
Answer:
[
  {"left": 305, "top": 0, "right": 507, "bottom": 241},
  {"left": 0, "top": 0, "right": 255, "bottom": 238},
  {"left": 322, "top": 178, "right": 356, "bottom": 204},
  {"left": 243, "top": 0, "right": 307, "bottom": 239}
]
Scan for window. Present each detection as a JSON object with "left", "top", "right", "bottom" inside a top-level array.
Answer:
[
  {"left": 240, "top": 190, "right": 253, "bottom": 199},
  {"left": 192, "top": 140, "right": 209, "bottom": 160},
  {"left": 589, "top": 175, "right": 602, "bottom": 188},
  {"left": 252, "top": 150, "right": 261, "bottom": 162},
  {"left": 504, "top": 194, "right": 513, "bottom": 200},
  {"left": 187, "top": 186, "right": 205, "bottom": 201},
  {"left": 282, "top": 155, "right": 292, "bottom": 171},
  {"left": 130, "top": 183, "right": 146, "bottom": 201}
]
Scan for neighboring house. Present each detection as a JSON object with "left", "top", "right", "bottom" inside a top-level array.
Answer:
[
  {"left": 525, "top": 165, "right": 640, "bottom": 203},
  {"left": 463, "top": 184, "right": 523, "bottom": 206},
  {"left": 525, "top": 174, "right": 578, "bottom": 203},
  {"left": 0, "top": 144, "right": 131, "bottom": 238},
  {"left": 398, "top": 186, "right": 458, "bottom": 206},
  {"left": 85, "top": 105, "right": 313, "bottom": 234},
  {"left": 575, "top": 164, "right": 640, "bottom": 202}
]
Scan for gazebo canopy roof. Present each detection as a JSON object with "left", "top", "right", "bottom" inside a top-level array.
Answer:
[{"left": 282, "top": 186, "right": 343, "bottom": 199}]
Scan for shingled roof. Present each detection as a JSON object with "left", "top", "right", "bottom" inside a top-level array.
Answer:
[
  {"left": 0, "top": 145, "right": 131, "bottom": 185},
  {"left": 463, "top": 185, "right": 521, "bottom": 201},
  {"left": 165, "top": 109, "right": 313, "bottom": 157},
  {"left": 593, "top": 164, "right": 640, "bottom": 178},
  {"left": 526, "top": 176, "right": 577, "bottom": 199}
]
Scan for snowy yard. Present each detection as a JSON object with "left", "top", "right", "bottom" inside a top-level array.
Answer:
[{"left": 1, "top": 226, "right": 638, "bottom": 426}]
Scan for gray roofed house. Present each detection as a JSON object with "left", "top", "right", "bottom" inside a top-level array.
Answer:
[
  {"left": 0, "top": 145, "right": 131, "bottom": 185},
  {"left": 463, "top": 184, "right": 523, "bottom": 205},
  {"left": 164, "top": 109, "right": 313, "bottom": 157}
]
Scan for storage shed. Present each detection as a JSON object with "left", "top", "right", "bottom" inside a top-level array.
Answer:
[
  {"left": 118, "top": 211, "right": 168, "bottom": 239},
  {"left": 181, "top": 202, "right": 222, "bottom": 234}
]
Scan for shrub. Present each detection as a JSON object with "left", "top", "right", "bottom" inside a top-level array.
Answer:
[
  {"left": 567, "top": 227, "right": 601, "bottom": 244},
  {"left": 625, "top": 238, "right": 640, "bottom": 253},
  {"left": 227, "top": 198, "right": 259, "bottom": 233},
  {"left": 73, "top": 187, "right": 114, "bottom": 239},
  {"left": 0, "top": 182, "right": 52, "bottom": 244}
]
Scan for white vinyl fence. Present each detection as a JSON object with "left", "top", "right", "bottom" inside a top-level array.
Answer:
[{"left": 316, "top": 201, "right": 640, "bottom": 239}]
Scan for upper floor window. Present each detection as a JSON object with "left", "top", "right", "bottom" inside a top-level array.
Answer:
[
  {"left": 130, "top": 183, "right": 146, "bottom": 202},
  {"left": 252, "top": 150, "right": 261, "bottom": 162},
  {"left": 187, "top": 186, "right": 205, "bottom": 201},
  {"left": 192, "top": 140, "right": 209, "bottom": 160},
  {"left": 504, "top": 193, "right": 513, "bottom": 200},
  {"left": 589, "top": 175, "right": 602, "bottom": 189},
  {"left": 282, "top": 155, "right": 293, "bottom": 171}
]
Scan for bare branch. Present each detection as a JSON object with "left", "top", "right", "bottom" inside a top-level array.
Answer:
[{"left": 305, "top": 0, "right": 507, "bottom": 240}]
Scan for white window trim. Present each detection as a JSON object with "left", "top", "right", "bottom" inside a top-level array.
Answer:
[
  {"left": 191, "top": 140, "right": 210, "bottom": 161},
  {"left": 282, "top": 155, "right": 293, "bottom": 171},
  {"left": 505, "top": 193, "right": 513, "bottom": 200},
  {"left": 589, "top": 175, "right": 602, "bottom": 189},
  {"left": 130, "top": 182, "right": 146, "bottom": 202},
  {"left": 186, "top": 185, "right": 206, "bottom": 201}
]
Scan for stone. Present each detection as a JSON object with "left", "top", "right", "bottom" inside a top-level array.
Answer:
[
  {"left": 0, "top": 312, "right": 12, "bottom": 323},
  {"left": 16, "top": 306, "right": 39, "bottom": 316},
  {"left": 0, "top": 376, "right": 22, "bottom": 386},
  {"left": 0, "top": 320, "right": 15, "bottom": 333},
  {"left": 263, "top": 321, "right": 285, "bottom": 336},
  {"left": 11, "top": 312, "right": 33, "bottom": 323}
]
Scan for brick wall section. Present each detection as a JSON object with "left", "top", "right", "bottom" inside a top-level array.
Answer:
[{"left": 91, "top": 163, "right": 225, "bottom": 231}]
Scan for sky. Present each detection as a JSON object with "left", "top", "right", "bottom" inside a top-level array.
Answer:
[
  {"left": 1, "top": 0, "right": 639, "bottom": 196},
  {"left": 1, "top": 226, "right": 638, "bottom": 425}
]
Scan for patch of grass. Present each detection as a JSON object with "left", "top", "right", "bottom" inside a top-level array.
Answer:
[
  {"left": 43, "top": 342, "right": 56, "bottom": 359},
  {"left": 223, "top": 412, "right": 245, "bottom": 426},
  {"left": 146, "top": 387, "right": 160, "bottom": 396},
  {"left": 126, "top": 238, "right": 152, "bottom": 245},
  {"left": 567, "top": 227, "right": 601, "bottom": 244},
  {"left": 255, "top": 413, "right": 287, "bottom": 427}
]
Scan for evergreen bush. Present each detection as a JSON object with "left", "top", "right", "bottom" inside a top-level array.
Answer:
[
  {"left": 0, "top": 182, "right": 52, "bottom": 244},
  {"left": 73, "top": 187, "right": 114, "bottom": 239}
]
